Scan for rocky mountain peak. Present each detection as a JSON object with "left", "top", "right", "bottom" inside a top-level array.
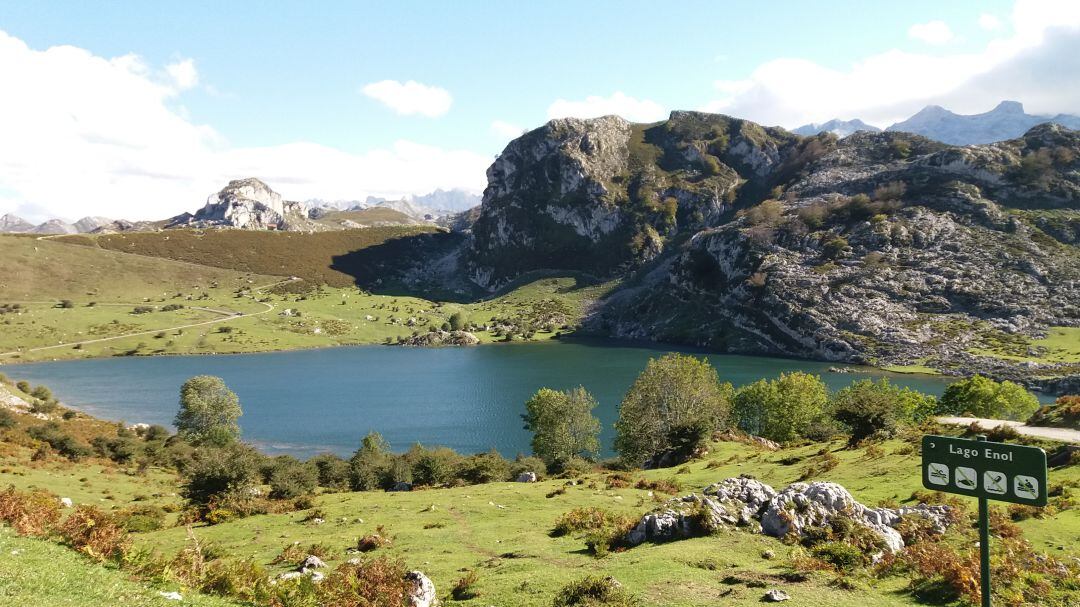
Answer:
[
  {"left": 167, "top": 177, "right": 309, "bottom": 231},
  {"left": 0, "top": 213, "right": 35, "bottom": 233}
]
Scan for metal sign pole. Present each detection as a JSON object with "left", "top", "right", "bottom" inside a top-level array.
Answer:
[{"left": 976, "top": 435, "right": 991, "bottom": 607}]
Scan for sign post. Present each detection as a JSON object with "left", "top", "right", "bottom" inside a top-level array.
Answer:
[{"left": 922, "top": 434, "right": 1048, "bottom": 607}]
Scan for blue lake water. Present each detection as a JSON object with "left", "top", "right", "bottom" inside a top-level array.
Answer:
[{"left": 7, "top": 340, "right": 974, "bottom": 458}]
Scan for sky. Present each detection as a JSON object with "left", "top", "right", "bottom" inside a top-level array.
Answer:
[{"left": 1, "top": 0, "right": 1079, "bottom": 222}]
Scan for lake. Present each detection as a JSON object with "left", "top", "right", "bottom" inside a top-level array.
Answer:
[{"left": 8, "top": 340, "right": 975, "bottom": 458}]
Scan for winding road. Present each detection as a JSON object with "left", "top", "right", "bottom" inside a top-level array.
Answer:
[
  {"left": 0, "top": 277, "right": 300, "bottom": 358},
  {"left": 936, "top": 416, "right": 1080, "bottom": 444}
]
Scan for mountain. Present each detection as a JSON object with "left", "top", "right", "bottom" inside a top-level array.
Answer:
[
  {"left": 792, "top": 119, "right": 881, "bottom": 138},
  {"left": 0, "top": 214, "right": 35, "bottom": 233},
  {"left": 73, "top": 216, "right": 114, "bottom": 233},
  {"left": 411, "top": 188, "right": 481, "bottom": 213},
  {"left": 31, "top": 219, "right": 77, "bottom": 234},
  {"left": 886, "top": 100, "right": 1080, "bottom": 145},
  {"left": 438, "top": 111, "right": 1080, "bottom": 385},
  {"left": 168, "top": 178, "right": 313, "bottom": 231}
]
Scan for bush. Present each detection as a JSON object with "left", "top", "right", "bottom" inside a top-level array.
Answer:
[
  {"left": 317, "top": 556, "right": 411, "bottom": 607},
  {"left": 553, "top": 575, "right": 637, "bottom": 607},
  {"left": 0, "top": 486, "right": 62, "bottom": 536},
  {"left": 27, "top": 423, "right": 92, "bottom": 460},
  {"left": 117, "top": 505, "right": 168, "bottom": 532},
  {"left": 822, "top": 236, "right": 850, "bottom": 259},
  {"left": 449, "top": 311, "right": 467, "bottom": 331},
  {"left": 349, "top": 432, "right": 392, "bottom": 491},
  {"left": 832, "top": 379, "right": 932, "bottom": 444},
  {"left": 510, "top": 454, "right": 547, "bottom": 479},
  {"left": 30, "top": 399, "right": 59, "bottom": 415},
  {"left": 310, "top": 453, "right": 351, "bottom": 490},
  {"left": 269, "top": 461, "right": 319, "bottom": 499},
  {"left": 58, "top": 505, "right": 131, "bottom": 562},
  {"left": 0, "top": 408, "right": 15, "bottom": 429},
  {"left": 181, "top": 442, "right": 261, "bottom": 508},
  {"left": 733, "top": 372, "right": 828, "bottom": 442},
  {"left": 409, "top": 445, "right": 462, "bottom": 487},
  {"left": 812, "top": 541, "right": 865, "bottom": 572},
  {"left": 614, "top": 353, "right": 733, "bottom": 467},
  {"left": 938, "top": 375, "right": 1040, "bottom": 421},
  {"left": 460, "top": 449, "right": 511, "bottom": 484},
  {"left": 452, "top": 570, "right": 480, "bottom": 600},
  {"left": 1027, "top": 395, "right": 1080, "bottom": 429}
]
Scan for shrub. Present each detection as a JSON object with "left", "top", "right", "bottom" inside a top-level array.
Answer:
[
  {"left": 409, "top": 445, "right": 462, "bottom": 487},
  {"left": 449, "top": 312, "right": 466, "bottom": 331},
  {"left": 310, "top": 453, "right": 352, "bottom": 490},
  {"left": 812, "top": 541, "right": 865, "bottom": 572},
  {"left": 459, "top": 449, "right": 511, "bottom": 484},
  {"left": 822, "top": 236, "right": 850, "bottom": 259},
  {"left": 552, "top": 575, "right": 637, "bottom": 607},
  {"left": 117, "top": 505, "right": 168, "bottom": 532},
  {"left": 30, "top": 399, "right": 59, "bottom": 415},
  {"left": 271, "top": 541, "right": 334, "bottom": 565},
  {"left": 614, "top": 353, "right": 733, "bottom": 467},
  {"left": 58, "top": 505, "right": 131, "bottom": 562},
  {"left": 832, "top": 379, "right": 932, "bottom": 444},
  {"left": 27, "top": 423, "right": 92, "bottom": 460},
  {"left": 452, "top": 569, "right": 480, "bottom": 600},
  {"left": 1027, "top": 395, "right": 1080, "bottom": 429},
  {"left": 269, "top": 461, "right": 319, "bottom": 499},
  {"left": 510, "top": 454, "right": 547, "bottom": 479},
  {"left": 355, "top": 526, "right": 393, "bottom": 552},
  {"left": 0, "top": 486, "right": 62, "bottom": 536},
  {"left": 317, "top": 557, "right": 411, "bottom": 607},
  {"left": 0, "top": 408, "right": 15, "bottom": 429},
  {"left": 181, "top": 442, "right": 261, "bottom": 509},
  {"left": 938, "top": 375, "right": 1040, "bottom": 421},
  {"left": 523, "top": 386, "right": 601, "bottom": 469}
]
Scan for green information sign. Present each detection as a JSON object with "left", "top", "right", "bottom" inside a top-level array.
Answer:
[{"left": 922, "top": 435, "right": 1047, "bottom": 506}]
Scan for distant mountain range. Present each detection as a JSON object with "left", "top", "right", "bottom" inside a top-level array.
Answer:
[
  {"left": 794, "top": 100, "right": 1080, "bottom": 145},
  {"left": 1, "top": 186, "right": 481, "bottom": 234}
]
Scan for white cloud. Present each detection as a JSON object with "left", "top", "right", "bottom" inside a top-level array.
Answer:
[
  {"left": 490, "top": 120, "right": 524, "bottom": 139},
  {"left": 361, "top": 79, "right": 452, "bottom": 117},
  {"left": 701, "top": 0, "right": 1080, "bottom": 129},
  {"left": 909, "top": 20, "right": 955, "bottom": 45},
  {"left": 547, "top": 91, "right": 667, "bottom": 123},
  {"left": 0, "top": 31, "right": 487, "bottom": 222},
  {"left": 979, "top": 13, "right": 1004, "bottom": 31},
  {"left": 165, "top": 58, "right": 198, "bottom": 90}
]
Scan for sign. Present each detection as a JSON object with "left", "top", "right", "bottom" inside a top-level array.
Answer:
[{"left": 922, "top": 435, "right": 1047, "bottom": 506}]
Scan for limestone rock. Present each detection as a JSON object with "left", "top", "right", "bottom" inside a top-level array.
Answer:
[
  {"left": 763, "top": 589, "right": 790, "bottom": 602},
  {"left": 405, "top": 570, "right": 437, "bottom": 607},
  {"left": 168, "top": 178, "right": 312, "bottom": 231},
  {"left": 516, "top": 471, "right": 538, "bottom": 483}
]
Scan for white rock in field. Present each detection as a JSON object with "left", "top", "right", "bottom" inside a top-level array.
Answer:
[
  {"left": 405, "top": 570, "right": 437, "bottom": 607},
  {"left": 516, "top": 471, "right": 538, "bottom": 483},
  {"left": 158, "top": 591, "right": 183, "bottom": 600},
  {"left": 299, "top": 555, "right": 326, "bottom": 570},
  {"left": 60, "top": 497, "right": 73, "bottom": 508},
  {"left": 763, "top": 589, "right": 790, "bottom": 602}
]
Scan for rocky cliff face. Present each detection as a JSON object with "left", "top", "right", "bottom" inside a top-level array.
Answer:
[
  {"left": 464, "top": 112, "right": 1080, "bottom": 382},
  {"left": 468, "top": 112, "right": 814, "bottom": 288},
  {"left": 169, "top": 178, "right": 312, "bottom": 231},
  {"left": 0, "top": 214, "right": 34, "bottom": 233}
]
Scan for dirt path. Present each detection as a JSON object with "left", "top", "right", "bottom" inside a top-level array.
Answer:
[
  {"left": 936, "top": 416, "right": 1080, "bottom": 444},
  {"left": 0, "top": 278, "right": 300, "bottom": 358}
]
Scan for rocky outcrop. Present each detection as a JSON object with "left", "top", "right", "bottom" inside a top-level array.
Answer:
[
  {"left": 399, "top": 330, "right": 480, "bottom": 347},
  {"left": 624, "top": 477, "right": 953, "bottom": 553},
  {"left": 168, "top": 178, "right": 312, "bottom": 231},
  {"left": 0, "top": 213, "right": 35, "bottom": 233}
]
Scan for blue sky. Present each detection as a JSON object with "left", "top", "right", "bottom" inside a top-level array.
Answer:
[{"left": 0, "top": 0, "right": 1076, "bottom": 220}]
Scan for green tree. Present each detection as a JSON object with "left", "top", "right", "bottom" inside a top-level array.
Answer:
[
  {"left": 831, "top": 378, "right": 933, "bottom": 444},
  {"left": 733, "top": 372, "right": 829, "bottom": 442},
  {"left": 614, "top": 354, "right": 733, "bottom": 466},
  {"left": 938, "top": 375, "right": 1040, "bottom": 421},
  {"left": 348, "top": 432, "right": 392, "bottom": 491},
  {"left": 522, "top": 387, "right": 601, "bottom": 469},
  {"left": 449, "top": 312, "right": 467, "bottom": 331},
  {"left": 175, "top": 375, "right": 242, "bottom": 446}
]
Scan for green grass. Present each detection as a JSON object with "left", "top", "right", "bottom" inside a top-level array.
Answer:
[
  {"left": 970, "top": 326, "right": 1080, "bottom": 364},
  {"left": 1, "top": 233, "right": 612, "bottom": 362},
  {"left": 0, "top": 528, "right": 241, "bottom": 607}
]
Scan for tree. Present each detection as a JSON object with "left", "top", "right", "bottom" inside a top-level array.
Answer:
[
  {"left": 175, "top": 376, "right": 242, "bottom": 446},
  {"left": 349, "top": 432, "right": 392, "bottom": 491},
  {"left": 733, "top": 372, "right": 829, "bottom": 443},
  {"left": 449, "top": 312, "right": 467, "bottom": 331},
  {"left": 938, "top": 375, "right": 1040, "bottom": 421},
  {"left": 522, "top": 387, "right": 601, "bottom": 469},
  {"left": 831, "top": 378, "right": 933, "bottom": 444},
  {"left": 614, "top": 353, "right": 733, "bottom": 466}
]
